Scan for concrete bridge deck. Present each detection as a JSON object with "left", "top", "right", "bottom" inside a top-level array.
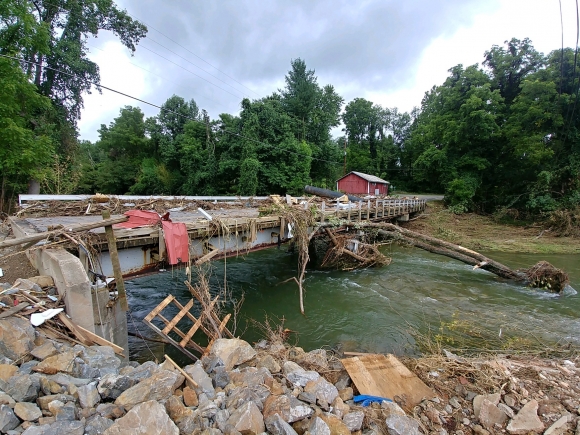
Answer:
[{"left": 10, "top": 197, "right": 426, "bottom": 276}]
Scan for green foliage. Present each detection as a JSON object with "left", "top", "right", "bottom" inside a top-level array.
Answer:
[{"left": 239, "top": 158, "right": 260, "bottom": 196}]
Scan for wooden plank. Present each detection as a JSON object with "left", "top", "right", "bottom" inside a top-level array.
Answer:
[
  {"left": 162, "top": 299, "right": 194, "bottom": 335},
  {"left": 57, "top": 313, "right": 94, "bottom": 346},
  {"left": 164, "top": 354, "right": 199, "bottom": 388},
  {"left": 179, "top": 297, "right": 218, "bottom": 347},
  {"left": 0, "top": 302, "right": 30, "bottom": 319},
  {"left": 194, "top": 249, "right": 219, "bottom": 265},
  {"left": 172, "top": 296, "right": 215, "bottom": 339},
  {"left": 342, "top": 354, "right": 435, "bottom": 410},
  {"left": 146, "top": 309, "right": 205, "bottom": 354},
  {"left": 144, "top": 295, "right": 175, "bottom": 322},
  {"left": 74, "top": 324, "right": 125, "bottom": 358},
  {"left": 144, "top": 319, "right": 198, "bottom": 361},
  {"left": 102, "top": 210, "right": 128, "bottom": 311}
]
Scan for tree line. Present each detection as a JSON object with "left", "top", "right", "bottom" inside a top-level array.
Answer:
[{"left": 1, "top": 1, "right": 579, "bottom": 218}]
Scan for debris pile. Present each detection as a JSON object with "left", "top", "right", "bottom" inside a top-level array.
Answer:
[{"left": 523, "top": 261, "right": 570, "bottom": 293}]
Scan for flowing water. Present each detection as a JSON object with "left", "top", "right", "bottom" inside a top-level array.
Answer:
[{"left": 125, "top": 246, "right": 580, "bottom": 364}]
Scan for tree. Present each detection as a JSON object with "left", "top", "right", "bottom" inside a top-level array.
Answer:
[{"left": 0, "top": 57, "right": 53, "bottom": 210}]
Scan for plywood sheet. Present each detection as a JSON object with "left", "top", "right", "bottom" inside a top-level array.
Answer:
[{"left": 342, "top": 354, "right": 435, "bottom": 410}]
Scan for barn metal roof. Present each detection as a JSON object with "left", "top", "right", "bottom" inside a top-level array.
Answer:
[{"left": 337, "top": 171, "right": 390, "bottom": 184}]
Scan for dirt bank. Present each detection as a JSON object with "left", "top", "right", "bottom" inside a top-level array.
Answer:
[{"left": 404, "top": 202, "right": 580, "bottom": 254}]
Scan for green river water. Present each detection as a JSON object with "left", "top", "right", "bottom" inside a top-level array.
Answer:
[{"left": 125, "top": 246, "right": 580, "bottom": 364}]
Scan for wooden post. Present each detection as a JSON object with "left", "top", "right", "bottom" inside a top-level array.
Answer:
[
  {"left": 347, "top": 204, "right": 351, "bottom": 222},
  {"left": 158, "top": 228, "right": 166, "bottom": 262},
  {"left": 358, "top": 201, "right": 362, "bottom": 221},
  {"left": 102, "top": 210, "right": 128, "bottom": 311},
  {"left": 382, "top": 200, "right": 385, "bottom": 217},
  {"left": 280, "top": 217, "right": 285, "bottom": 238},
  {"left": 366, "top": 200, "right": 371, "bottom": 221},
  {"left": 375, "top": 199, "right": 379, "bottom": 219},
  {"left": 321, "top": 201, "right": 325, "bottom": 223}
]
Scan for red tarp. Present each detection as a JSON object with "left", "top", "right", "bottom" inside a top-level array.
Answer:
[
  {"left": 113, "top": 210, "right": 161, "bottom": 228},
  {"left": 161, "top": 221, "right": 190, "bottom": 265},
  {"left": 113, "top": 210, "right": 189, "bottom": 265}
]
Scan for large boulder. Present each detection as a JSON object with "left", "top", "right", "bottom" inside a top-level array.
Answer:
[
  {"left": 265, "top": 413, "right": 298, "bottom": 435},
  {"left": 78, "top": 383, "right": 100, "bottom": 409},
  {"left": 104, "top": 400, "right": 178, "bottom": 435},
  {"left": 304, "top": 377, "right": 338, "bottom": 406},
  {"left": 210, "top": 338, "right": 256, "bottom": 370},
  {"left": 0, "top": 317, "right": 35, "bottom": 360},
  {"left": 227, "top": 401, "right": 265, "bottom": 435},
  {"left": 3, "top": 373, "right": 40, "bottom": 402},
  {"left": 14, "top": 402, "right": 42, "bottom": 421},
  {"left": 385, "top": 415, "right": 421, "bottom": 435},
  {"left": 34, "top": 351, "right": 79, "bottom": 375},
  {"left": 183, "top": 362, "right": 215, "bottom": 399},
  {"left": 115, "top": 370, "right": 184, "bottom": 410},
  {"left": 262, "top": 394, "right": 314, "bottom": 423},
  {"left": 0, "top": 404, "right": 20, "bottom": 432},
  {"left": 282, "top": 361, "right": 319, "bottom": 387}
]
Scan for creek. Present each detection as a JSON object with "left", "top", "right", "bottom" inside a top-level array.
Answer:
[{"left": 125, "top": 245, "right": 580, "bottom": 364}]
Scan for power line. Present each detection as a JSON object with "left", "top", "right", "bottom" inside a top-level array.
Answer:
[
  {"left": 1, "top": 53, "right": 343, "bottom": 166},
  {"left": 127, "top": 12, "right": 262, "bottom": 98}
]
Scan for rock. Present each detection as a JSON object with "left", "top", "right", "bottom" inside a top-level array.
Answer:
[
  {"left": 26, "top": 275, "right": 54, "bottom": 288},
  {"left": 283, "top": 361, "right": 320, "bottom": 387},
  {"left": 0, "top": 364, "right": 18, "bottom": 381},
  {"left": 36, "top": 394, "right": 75, "bottom": 411},
  {"left": 384, "top": 415, "right": 420, "bottom": 435},
  {"left": 334, "top": 374, "right": 350, "bottom": 391},
  {"left": 229, "top": 367, "right": 272, "bottom": 387},
  {"left": 498, "top": 403, "right": 515, "bottom": 418},
  {"left": 97, "top": 374, "right": 137, "bottom": 400},
  {"left": 449, "top": 397, "right": 461, "bottom": 409},
  {"left": 227, "top": 386, "right": 270, "bottom": 411},
  {"left": 96, "top": 403, "right": 125, "bottom": 419},
  {"left": 184, "top": 362, "right": 215, "bottom": 399},
  {"left": 0, "top": 317, "right": 36, "bottom": 360},
  {"left": 115, "top": 369, "right": 184, "bottom": 410},
  {"left": 503, "top": 394, "right": 518, "bottom": 408},
  {"left": 46, "top": 420, "right": 85, "bottom": 435},
  {"left": 78, "top": 383, "right": 100, "bottom": 408},
  {"left": 21, "top": 426, "right": 51, "bottom": 435},
  {"left": 262, "top": 394, "right": 314, "bottom": 423},
  {"left": 257, "top": 354, "right": 281, "bottom": 373},
  {"left": 30, "top": 342, "right": 59, "bottom": 361},
  {"left": 0, "top": 405, "right": 20, "bottom": 432},
  {"left": 478, "top": 399, "right": 507, "bottom": 429},
  {"left": 304, "top": 349, "right": 328, "bottom": 370},
  {"left": 506, "top": 399, "right": 544, "bottom": 435},
  {"left": 0, "top": 392, "right": 15, "bottom": 407},
  {"left": 48, "top": 400, "right": 77, "bottom": 420},
  {"left": 473, "top": 393, "right": 501, "bottom": 419},
  {"left": 264, "top": 413, "right": 298, "bottom": 435},
  {"left": 80, "top": 346, "right": 121, "bottom": 374},
  {"left": 4, "top": 373, "right": 40, "bottom": 402},
  {"left": 213, "top": 366, "right": 231, "bottom": 389},
  {"left": 14, "top": 278, "right": 42, "bottom": 292},
  {"left": 304, "top": 377, "right": 338, "bottom": 405},
  {"left": 46, "top": 373, "right": 90, "bottom": 387},
  {"left": 183, "top": 386, "right": 199, "bottom": 407},
  {"left": 338, "top": 387, "right": 353, "bottom": 402},
  {"left": 210, "top": 338, "right": 257, "bottom": 370},
  {"left": 331, "top": 396, "right": 350, "bottom": 419},
  {"left": 472, "top": 425, "right": 490, "bottom": 435},
  {"left": 85, "top": 415, "right": 114, "bottom": 435},
  {"left": 381, "top": 401, "right": 406, "bottom": 418},
  {"left": 165, "top": 395, "right": 193, "bottom": 421},
  {"left": 298, "top": 391, "right": 316, "bottom": 405},
  {"left": 34, "top": 351, "right": 78, "bottom": 374},
  {"left": 319, "top": 414, "right": 350, "bottom": 435},
  {"left": 14, "top": 402, "right": 42, "bottom": 421},
  {"left": 309, "top": 416, "right": 331, "bottom": 435},
  {"left": 103, "top": 400, "right": 178, "bottom": 435},
  {"left": 343, "top": 411, "right": 364, "bottom": 431},
  {"left": 227, "top": 401, "right": 264, "bottom": 434},
  {"left": 544, "top": 413, "right": 573, "bottom": 435},
  {"left": 425, "top": 408, "right": 442, "bottom": 425}
]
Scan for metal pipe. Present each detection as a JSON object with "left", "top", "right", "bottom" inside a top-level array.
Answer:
[{"left": 304, "top": 185, "right": 363, "bottom": 202}]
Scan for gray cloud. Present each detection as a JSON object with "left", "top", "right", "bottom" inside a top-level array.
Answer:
[{"left": 80, "top": 0, "right": 498, "bottom": 140}]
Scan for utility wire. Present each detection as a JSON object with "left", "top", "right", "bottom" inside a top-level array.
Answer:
[
  {"left": 127, "top": 11, "right": 262, "bottom": 98},
  {"left": 559, "top": 0, "right": 564, "bottom": 96},
  {"left": 2, "top": 53, "right": 343, "bottom": 166}
]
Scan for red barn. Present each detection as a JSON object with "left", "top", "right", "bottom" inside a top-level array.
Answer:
[{"left": 336, "top": 171, "right": 390, "bottom": 195}]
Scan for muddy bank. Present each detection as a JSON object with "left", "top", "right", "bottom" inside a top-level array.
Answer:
[{"left": 0, "top": 312, "right": 577, "bottom": 435}]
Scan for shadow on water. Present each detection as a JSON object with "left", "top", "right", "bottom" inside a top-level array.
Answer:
[{"left": 125, "top": 245, "right": 580, "bottom": 365}]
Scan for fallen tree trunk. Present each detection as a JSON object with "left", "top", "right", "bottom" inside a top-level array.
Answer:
[{"left": 318, "top": 222, "right": 569, "bottom": 293}]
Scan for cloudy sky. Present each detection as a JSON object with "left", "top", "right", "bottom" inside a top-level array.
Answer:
[{"left": 78, "top": 0, "right": 576, "bottom": 142}]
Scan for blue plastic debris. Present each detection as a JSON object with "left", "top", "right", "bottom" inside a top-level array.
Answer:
[{"left": 353, "top": 394, "right": 393, "bottom": 406}]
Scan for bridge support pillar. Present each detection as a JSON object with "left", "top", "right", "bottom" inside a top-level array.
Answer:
[{"left": 397, "top": 213, "right": 410, "bottom": 222}]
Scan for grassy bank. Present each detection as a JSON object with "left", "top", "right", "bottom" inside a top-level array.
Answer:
[{"left": 405, "top": 201, "right": 580, "bottom": 254}]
